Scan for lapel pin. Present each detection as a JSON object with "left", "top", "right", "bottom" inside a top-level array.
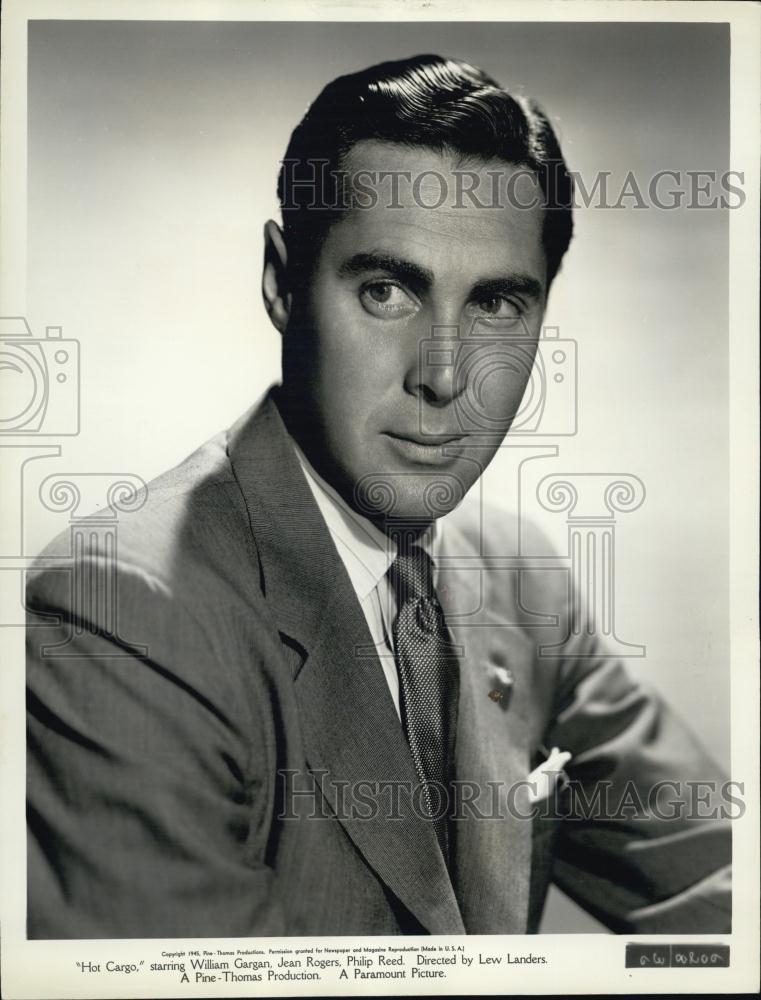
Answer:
[{"left": 488, "top": 666, "right": 514, "bottom": 710}]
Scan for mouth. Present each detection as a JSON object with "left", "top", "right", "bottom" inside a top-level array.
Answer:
[
  {"left": 383, "top": 431, "right": 464, "bottom": 465},
  {"left": 386, "top": 430, "right": 464, "bottom": 446}
]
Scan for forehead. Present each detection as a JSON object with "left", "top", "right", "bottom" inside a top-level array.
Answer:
[{"left": 324, "top": 140, "right": 547, "bottom": 282}]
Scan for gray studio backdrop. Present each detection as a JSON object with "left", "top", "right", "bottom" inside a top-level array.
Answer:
[{"left": 25, "top": 19, "right": 730, "bottom": 933}]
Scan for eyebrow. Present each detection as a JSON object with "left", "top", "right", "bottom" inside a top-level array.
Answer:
[
  {"left": 337, "top": 252, "right": 433, "bottom": 292},
  {"left": 471, "top": 276, "right": 544, "bottom": 302},
  {"left": 337, "top": 251, "right": 544, "bottom": 301}
]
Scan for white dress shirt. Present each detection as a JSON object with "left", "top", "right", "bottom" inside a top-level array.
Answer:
[{"left": 292, "top": 442, "right": 441, "bottom": 721}]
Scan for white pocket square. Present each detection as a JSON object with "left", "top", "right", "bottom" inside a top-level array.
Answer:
[{"left": 526, "top": 747, "right": 572, "bottom": 804}]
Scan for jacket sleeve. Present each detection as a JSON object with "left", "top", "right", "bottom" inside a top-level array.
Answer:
[
  {"left": 534, "top": 597, "right": 733, "bottom": 934},
  {"left": 508, "top": 509, "right": 733, "bottom": 934},
  {"left": 26, "top": 554, "right": 287, "bottom": 939}
]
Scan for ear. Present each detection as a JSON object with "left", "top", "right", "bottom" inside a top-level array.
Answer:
[{"left": 262, "top": 220, "right": 292, "bottom": 333}]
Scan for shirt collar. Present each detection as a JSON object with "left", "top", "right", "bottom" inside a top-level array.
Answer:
[{"left": 291, "top": 439, "right": 438, "bottom": 601}]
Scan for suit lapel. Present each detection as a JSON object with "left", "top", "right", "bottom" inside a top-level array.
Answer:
[
  {"left": 437, "top": 520, "right": 534, "bottom": 933},
  {"left": 228, "top": 394, "right": 465, "bottom": 934}
]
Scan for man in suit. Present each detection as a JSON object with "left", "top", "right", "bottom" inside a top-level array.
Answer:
[{"left": 26, "top": 55, "right": 732, "bottom": 938}]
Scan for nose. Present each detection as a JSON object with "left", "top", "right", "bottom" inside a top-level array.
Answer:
[{"left": 403, "top": 324, "right": 463, "bottom": 407}]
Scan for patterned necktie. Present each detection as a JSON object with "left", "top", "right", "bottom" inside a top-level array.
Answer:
[{"left": 388, "top": 541, "right": 459, "bottom": 862}]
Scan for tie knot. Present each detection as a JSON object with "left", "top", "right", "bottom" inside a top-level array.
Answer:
[{"left": 388, "top": 544, "right": 434, "bottom": 604}]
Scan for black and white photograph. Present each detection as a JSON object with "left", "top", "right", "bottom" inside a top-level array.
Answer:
[{"left": 1, "top": 1, "right": 758, "bottom": 997}]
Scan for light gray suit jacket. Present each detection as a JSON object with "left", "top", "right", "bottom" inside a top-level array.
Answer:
[{"left": 26, "top": 393, "right": 732, "bottom": 937}]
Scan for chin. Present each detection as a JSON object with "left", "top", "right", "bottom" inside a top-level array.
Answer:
[{"left": 349, "top": 469, "right": 468, "bottom": 524}]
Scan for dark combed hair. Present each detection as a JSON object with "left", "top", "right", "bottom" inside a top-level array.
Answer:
[{"left": 277, "top": 54, "right": 574, "bottom": 287}]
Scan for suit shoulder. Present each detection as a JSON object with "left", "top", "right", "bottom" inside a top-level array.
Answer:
[
  {"left": 27, "top": 424, "right": 267, "bottom": 642},
  {"left": 32, "top": 426, "right": 256, "bottom": 582}
]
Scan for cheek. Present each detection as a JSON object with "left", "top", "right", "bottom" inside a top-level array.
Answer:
[
  {"left": 311, "top": 290, "right": 374, "bottom": 385},
  {"left": 310, "top": 293, "right": 408, "bottom": 413},
  {"left": 458, "top": 341, "right": 539, "bottom": 426}
]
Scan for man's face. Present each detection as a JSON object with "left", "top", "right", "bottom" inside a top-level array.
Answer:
[{"left": 281, "top": 142, "right": 548, "bottom": 524}]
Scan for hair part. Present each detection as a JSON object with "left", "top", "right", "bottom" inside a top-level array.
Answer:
[{"left": 277, "top": 54, "right": 574, "bottom": 288}]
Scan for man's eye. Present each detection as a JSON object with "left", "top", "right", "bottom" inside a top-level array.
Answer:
[
  {"left": 360, "top": 282, "right": 417, "bottom": 318},
  {"left": 470, "top": 295, "right": 522, "bottom": 321}
]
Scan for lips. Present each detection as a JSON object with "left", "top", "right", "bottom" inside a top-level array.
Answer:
[
  {"left": 385, "top": 431, "right": 463, "bottom": 446},
  {"left": 382, "top": 431, "right": 465, "bottom": 467}
]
